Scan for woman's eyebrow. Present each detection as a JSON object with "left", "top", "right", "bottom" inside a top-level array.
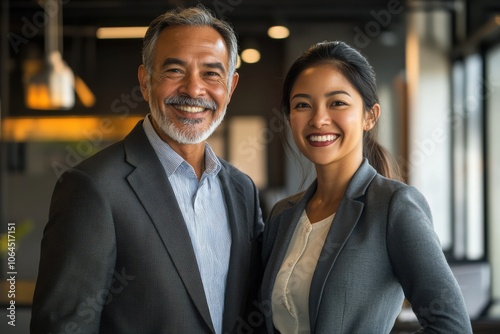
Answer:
[
  {"left": 291, "top": 90, "right": 351, "bottom": 100},
  {"left": 325, "top": 90, "right": 351, "bottom": 97}
]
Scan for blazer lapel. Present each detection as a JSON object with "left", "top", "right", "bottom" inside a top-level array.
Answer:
[
  {"left": 123, "top": 122, "right": 214, "bottom": 333},
  {"left": 261, "top": 183, "right": 317, "bottom": 311},
  {"left": 218, "top": 166, "right": 249, "bottom": 331},
  {"left": 308, "top": 159, "right": 377, "bottom": 333}
]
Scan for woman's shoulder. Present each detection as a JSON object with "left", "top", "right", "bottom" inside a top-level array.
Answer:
[
  {"left": 368, "top": 173, "right": 431, "bottom": 216},
  {"left": 270, "top": 191, "right": 305, "bottom": 212},
  {"left": 369, "top": 173, "right": 415, "bottom": 195}
]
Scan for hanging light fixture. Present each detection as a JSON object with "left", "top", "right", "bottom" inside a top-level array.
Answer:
[{"left": 24, "top": 0, "right": 75, "bottom": 110}]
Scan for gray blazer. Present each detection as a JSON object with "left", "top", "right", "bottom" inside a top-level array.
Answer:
[
  {"left": 31, "top": 121, "right": 264, "bottom": 334},
  {"left": 260, "top": 159, "right": 472, "bottom": 333}
]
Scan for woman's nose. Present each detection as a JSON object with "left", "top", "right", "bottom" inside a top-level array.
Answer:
[{"left": 308, "top": 107, "right": 331, "bottom": 128}]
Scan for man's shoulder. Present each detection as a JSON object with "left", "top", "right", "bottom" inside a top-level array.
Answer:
[
  {"left": 73, "top": 140, "right": 127, "bottom": 175},
  {"left": 74, "top": 120, "right": 145, "bottom": 175},
  {"left": 218, "top": 158, "right": 250, "bottom": 180}
]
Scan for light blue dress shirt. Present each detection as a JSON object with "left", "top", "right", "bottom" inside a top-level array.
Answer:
[{"left": 143, "top": 115, "right": 231, "bottom": 334}]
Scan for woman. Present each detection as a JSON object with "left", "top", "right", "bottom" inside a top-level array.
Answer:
[{"left": 259, "top": 41, "right": 472, "bottom": 333}]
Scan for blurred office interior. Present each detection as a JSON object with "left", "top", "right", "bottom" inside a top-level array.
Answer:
[{"left": 1, "top": 0, "right": 500, "bottom": 332}]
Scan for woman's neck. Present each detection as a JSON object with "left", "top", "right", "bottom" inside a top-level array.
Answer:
[{"left": 306, "top": 157, "right": 362, "bottom": 223}]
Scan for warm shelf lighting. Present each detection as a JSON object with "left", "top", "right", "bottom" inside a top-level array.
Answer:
[
  {"left": 241, "top": 48, "right": 261, "bottom": 64},
  {"left": 267, "top": 25, "right": 290, "bottom": 39},
  {"left": 96, "top": 27, "right": 148, "bottom": 39},
  {"left": 2, "top": 116, "right": 143, "bottom": 142}
]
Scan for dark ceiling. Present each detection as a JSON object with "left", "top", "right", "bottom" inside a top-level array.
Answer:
[
  {"left": 6, "top": 0, "right": 500, "bottom": 40},
  {"left": 4, "top": 0, "right": 454, "bottom": 34}
]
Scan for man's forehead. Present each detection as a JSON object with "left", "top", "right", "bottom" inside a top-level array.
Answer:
[
  {"left": 155, "top": 26, "right": 229, "bottom": 62},
  {"left": 157, "top": 26, "right": 228, "bottom": 56},
  {"left": 158, "top": 26, "right": 226, "bottom": 48}
]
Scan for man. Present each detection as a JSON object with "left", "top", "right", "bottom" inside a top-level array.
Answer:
[{"left": 31, "top": 6, "right": 264, "bottom": 334}]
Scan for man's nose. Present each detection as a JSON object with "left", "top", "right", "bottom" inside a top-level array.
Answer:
[{"left": 178, "top": 73, "right": 205, "bottom": 97}]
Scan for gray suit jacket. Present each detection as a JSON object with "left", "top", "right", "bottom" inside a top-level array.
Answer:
[
  {"left": 260, "top": 159, "right": 472, "bottom": 333},
  {"left": 31, "top": 121, "right": 264, "bottom": 334}
]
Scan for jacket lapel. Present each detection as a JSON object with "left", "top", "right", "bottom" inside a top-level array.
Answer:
[
  {"left": 308, "top": 160, "right": 377, "bottom": 333},
  {"left": 218, "top": 166, "right": 249, "bottom": 332},
  {"left": 123, "top": 121, "right": 214, "bottom": 333},
  {"left": 261, "top": 183, "right": 317, "bottom": 312}
]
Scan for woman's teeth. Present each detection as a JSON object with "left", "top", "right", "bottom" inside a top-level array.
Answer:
[{"left": 309, "top": 134, "right": 338, "bottom": 142}]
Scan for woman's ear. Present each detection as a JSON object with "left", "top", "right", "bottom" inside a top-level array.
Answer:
[{"left": 364, "top": 104, "right": 380, "bottom": 131}]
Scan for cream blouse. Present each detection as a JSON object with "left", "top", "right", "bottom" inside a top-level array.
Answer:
[{"left": 271, "top": 210, "right": 335, "bottom": 334}]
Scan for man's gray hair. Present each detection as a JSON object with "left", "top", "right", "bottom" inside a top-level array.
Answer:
[{"left": 142, "top": 5, "right": 238, "bottom": 84}]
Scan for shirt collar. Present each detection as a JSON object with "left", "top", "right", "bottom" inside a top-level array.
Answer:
[{"left": 143, "top": 114, "right": 221, "bottom": 177}]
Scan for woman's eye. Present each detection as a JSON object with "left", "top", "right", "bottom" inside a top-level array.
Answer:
[
  {"left": 331, "top": 101, "right": 347, "bottom": 107},
  {"left": 294, "top": 102, "right": 310, "bottom": 109}
]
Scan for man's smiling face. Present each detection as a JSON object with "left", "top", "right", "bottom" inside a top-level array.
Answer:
[{"left": 139, "top": 25, "right": 239, "bottom": 144}]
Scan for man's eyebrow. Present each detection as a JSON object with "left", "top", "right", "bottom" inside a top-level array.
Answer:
[
  {"left": 161, "top": 57, "right": 186, "bottom": 67},
  {"left": 160, "top": 58, "right": 226, "bottom": 74},
  {"left": 204, "top": 62, "right": 226, "bottom": 74}
]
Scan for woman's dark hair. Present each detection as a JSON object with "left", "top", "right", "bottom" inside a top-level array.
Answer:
[{"left": 279, "top": 40, "right": 401, "bottom": 180}]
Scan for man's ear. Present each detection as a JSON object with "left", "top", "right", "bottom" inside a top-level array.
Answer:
[
  {"left": 364, "top": 103, "right": 380, "bottom": 131},
  {"left": 226, "top": 72, "right": 239, "bottom": 102},
  {"left": 138, "top": 64, "right": 150, "bottom": 102}
]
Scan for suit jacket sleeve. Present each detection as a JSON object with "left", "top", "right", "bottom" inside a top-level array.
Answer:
[
  {"left": 31, "top": 168, "right": 117, "bottom": 334},
  {"left": 386, "top": 186, "right": 472, "bottom": 333}
]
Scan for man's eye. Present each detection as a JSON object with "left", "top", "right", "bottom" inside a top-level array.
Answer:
[{"left": 167, "top": 68, "right": 182, "bottom": 73}]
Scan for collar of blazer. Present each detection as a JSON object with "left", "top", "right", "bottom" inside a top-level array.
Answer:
[{"left": 122, "top": 120, "right": 252, "bottom": 333}]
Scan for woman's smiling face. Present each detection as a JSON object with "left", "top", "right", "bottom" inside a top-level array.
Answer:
[{"left": 289, "top": 64, "right": 376, "bottom": 168}]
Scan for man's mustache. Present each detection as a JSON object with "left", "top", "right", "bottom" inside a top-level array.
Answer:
[{"left": 164, "top": 96, "right": 218, "bottom": 111}]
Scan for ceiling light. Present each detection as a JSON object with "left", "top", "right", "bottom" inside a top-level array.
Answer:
[
  {"left": 96, "top": 27, "right": 148, "bottom": 39},
  {"left": 241, "top": 48, "right": 261, "bottom": 64},
  {"left": 268, "top": 25, "right": 290, "bottom": 39},
  {"left": 236, "top": 55, "right": 241, "bottom": 69}
]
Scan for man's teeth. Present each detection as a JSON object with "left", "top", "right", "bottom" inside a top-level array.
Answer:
[
  {"left": 175, "top": 105, "right": 206, "bottom": 113},
  {"left": 309, "top": 134, "right": 338, "bottom": 142}
]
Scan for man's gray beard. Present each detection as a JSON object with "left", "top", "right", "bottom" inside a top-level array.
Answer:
[{"left": 149, "top": 100, "right": 225, "bottom": 144}]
